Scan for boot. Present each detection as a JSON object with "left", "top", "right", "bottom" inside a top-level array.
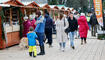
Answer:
[
  {"left": 37, "top": 45, "right": 45, "bottom": 55},
  {"left": 84, "top": 40, "right": 87, "bottom": 44},
  {"left": 33, "top": 52, "right": 36, "bottom": 58},
  {"left": 29, "top": 52, "right": 32, "bottom": 57},
  {"left": 81, "top": 40, "right": 83, "bottom": 45},
  {"left": 42, "top": 45, "right": 45, "bottom": 55}
]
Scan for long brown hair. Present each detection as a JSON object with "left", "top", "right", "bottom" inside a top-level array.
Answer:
[{"left": 59, "top": 13, "right": 63, "bottom": 20}]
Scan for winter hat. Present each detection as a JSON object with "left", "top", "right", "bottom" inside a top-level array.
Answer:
[
  {"left": 81, "top": 13, "right": 85, "bottom": 16},
  {"left": 24, "top": 16, "right": 28, "bottom": 20}
]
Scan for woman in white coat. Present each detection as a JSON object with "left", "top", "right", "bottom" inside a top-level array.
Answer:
[{"left": 56, "top": 13, "right": 69, "bottom": 52}]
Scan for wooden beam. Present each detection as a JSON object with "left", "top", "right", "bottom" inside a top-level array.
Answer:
[
  {"left": 10, "top": 8, "right": 12, "bottom": 26},
  {"left": 0, "top": 14, "right": 3, "bottom": 49}
]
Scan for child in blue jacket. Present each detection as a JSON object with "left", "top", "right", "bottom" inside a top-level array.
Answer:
[{"left": 27, "top": 27, "right": 38, "bottom": 57}]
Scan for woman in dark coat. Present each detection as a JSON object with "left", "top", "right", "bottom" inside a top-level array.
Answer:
[{"left": 23, "top": 16, "right": 31, "bottom": 37}]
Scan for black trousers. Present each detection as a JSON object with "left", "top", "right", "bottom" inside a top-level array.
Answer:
[
  {"left": 81, "top": 37, "right": 86, "bottom": 40},
  {"left": 45, "top": 28, "right": 53, "bottom": 45},
  {"left": 91, "top": 25, "right": 97, "bottom": 36}
]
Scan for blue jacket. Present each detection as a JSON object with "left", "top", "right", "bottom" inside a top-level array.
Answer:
[
  {"left": 35, "top": 16, "right": 46, "bottom": 33},
  {"left": 27, "top": 32, "right": 37, "bottom": 46},
  {"left": 45, "top": 14, "right": 53, "bottom": 29}
]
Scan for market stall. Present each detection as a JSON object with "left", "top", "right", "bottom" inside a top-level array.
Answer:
[
  {"left": 53, "top": 6, "right": 60, "bottom": 21},
  {"left": 0, "top": 4, "right": 11, "bottom": 49},
  {"left": 0, "top": 0, "right": 24, "bottom": 49},
  {"left": 25, "top": 1, "right": 40, "bottom": 16}
]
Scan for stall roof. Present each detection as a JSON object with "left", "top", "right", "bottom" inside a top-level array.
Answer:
[
  {"left": 49, "top": 5, "right": 59, "bottom": 10},
  {"left": 27, "top": 1, "right": 40, "bottom": 7},
  {"left": 61, "top": 7, "right": 65, "bottom": 10},
  {"left": 38, "top": 4, "right": 47, "bottom": 8},
  {"left": 56, "top": 5, "right": 65, "bottom": 9},
  {"left": 43, "top": 4, "right": 50, "bottom": 9},
  {"left": 22, "top": 2, "right": 32, "bottom": 5},
  {"left": 4, "top": 0, "right": 24, "bottom": 7},
  {"left": 0, "top": 0, "right": 9, "bottom": 3},
  {"left": 49, "top": 5, "right": 56, "bottom": 8},
  {"left": 0, "top": 4, "right": 10, "bottom": 7},
  {"left": 38, "top": 4, "right": 50, "bottom": 9}
]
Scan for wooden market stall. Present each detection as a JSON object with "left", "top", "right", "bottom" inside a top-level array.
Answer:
[
  {"left": 0, "top": 6, "right": 4, "bottom": 49},
  {"left": 42, "top": 4, "right": 51, "bottom": 10},
  {"left": 42, "top": 4, "right": 51, "bottom": 15},
  {"left": 0, "top": 0, "right": 24, "bottom": 49},
  {"left": 25, "top": 1, "right": 40, "bottom": 16},
  {"left": 0, "top": 4, "right": 11, "bottom": 49},
  {"left": 52, "top": 6, "right": 60, "bottom": 21}
]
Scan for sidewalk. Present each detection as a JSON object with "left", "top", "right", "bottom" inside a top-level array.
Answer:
[{"left": 0, "top": 31, "right": 105, "bottom": 60}]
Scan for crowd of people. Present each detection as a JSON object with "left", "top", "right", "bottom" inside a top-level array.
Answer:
[{"left": 22, "top": 9, "right": 98, "bottom": 58}]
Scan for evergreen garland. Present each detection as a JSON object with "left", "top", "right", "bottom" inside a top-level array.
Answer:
[
  {"left": 0, "top": 7, "right": 24, "bottom": 39},
  {"left": 0, "top": 9, "right": 5, "bottom": 40},
  {"left": 17, "top": 8, "right": 23, "bottom": 38}
]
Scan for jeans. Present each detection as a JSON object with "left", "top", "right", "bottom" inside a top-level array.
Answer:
[
  {"left": 69, "top": 32, "right": 75, "bottom": 46},
  {"left": 37, "top": 33, "right": 44, "bottom": 46},
  {"left": 59, "top": 42, "right": 66, "bottom": 49},
  {"left": 88, "top": 22, "right": 91, "bottom": 30}
]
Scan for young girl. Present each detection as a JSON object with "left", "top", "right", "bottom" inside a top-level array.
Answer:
[
  {"left": 27, "top": 27, "right": 38, "bottom": 57},
  {"left": 56, "top": 13, "right": 69, "bottom": 52}
]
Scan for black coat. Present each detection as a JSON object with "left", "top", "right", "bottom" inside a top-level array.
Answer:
[
  {"left": 68, "top": 17, "right": 78, "bottom": 32},
  {"left": 45, "top": 14, "right": 53, "bottom": 29},
  {"left": 89, "top": 14, "right": 98, "bottom": 26}
]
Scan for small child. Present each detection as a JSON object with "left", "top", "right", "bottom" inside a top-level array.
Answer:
[{"left": 27, "top": 27, "right": 38, "bottom": 57}]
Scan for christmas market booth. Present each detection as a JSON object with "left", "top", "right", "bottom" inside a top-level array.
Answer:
[
  {"left": 24, "top": 1, "right": 40, "bottom": 17},
  {"left": 0, "top": 0, "right": 24, "bottom": 49}
]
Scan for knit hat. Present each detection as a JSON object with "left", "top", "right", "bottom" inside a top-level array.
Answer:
[
  {"left": 24, "top": 16, "right": 28, "bottom": 20},
  {"left": 81, "top": 13, "right": 85, "bottom": 16}
]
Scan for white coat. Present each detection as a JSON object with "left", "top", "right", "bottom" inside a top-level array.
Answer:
[{"left": 55, "top": 17, "right": 69, "bottom": 43}]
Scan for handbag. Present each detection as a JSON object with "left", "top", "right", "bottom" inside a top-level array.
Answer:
[
  {"left": 64, "top": 18, "right": 70, "bottom": 34},
  {"left": 65, "top": 27, "right": 70, "bottom": 34}
]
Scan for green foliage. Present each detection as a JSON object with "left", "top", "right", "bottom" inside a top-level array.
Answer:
[
  {"left": 0, "top": 9, "right": 5, "bottom": 40},
  {"left": 103, "top": 1, "right": 105, "bottom": 9},
  {"left": 48, "top": 0, "right": 58, "bottom": 5},
  {"left": 66, "top": 0, "right": 88, "bottom": 13},
  {"left": 98, "top": 34, "right": 105, "bottom": 40},
  {"left": 17, "top": 8, "right": 23, "bottom": 38}
]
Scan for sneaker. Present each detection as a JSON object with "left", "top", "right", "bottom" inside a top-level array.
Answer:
[
  {"left": 33, "top": 56, "right": 36, "bottom": 58},
  {"left": 62, "top": 48, "right": 65, "bottom": 52},
  {"left": 37, "top": 52, "right": 45, "bottom": 56}
]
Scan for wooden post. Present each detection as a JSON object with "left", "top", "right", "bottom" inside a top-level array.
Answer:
[
  {"left": 10, "top": 8, "right": 12, "bottom": 26},
  {"left": 0, "top": 16, "right": 2, "bottom": 47},
  {"left": 0, "top": 6, "right": 3, "bottom": 49},
  {"left": 0, "top": 7, "right": 2, "bottom": 41}
]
